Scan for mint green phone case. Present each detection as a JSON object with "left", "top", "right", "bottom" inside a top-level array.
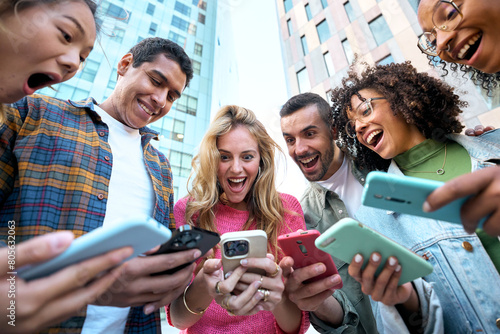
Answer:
[{"left": 315, "top": 218, "right": 433, "bottom": 285}]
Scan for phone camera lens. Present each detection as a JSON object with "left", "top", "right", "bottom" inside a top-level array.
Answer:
[{"left": 236, "top": 241, "right": 248, "bottom": 254}]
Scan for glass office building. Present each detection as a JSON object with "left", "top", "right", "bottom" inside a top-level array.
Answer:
[
  {"left": 275, "top": 0, "right": 500, "bottom": 128},
  {"left": 39, "top": 0, "right": 217, "bottom": 201}
]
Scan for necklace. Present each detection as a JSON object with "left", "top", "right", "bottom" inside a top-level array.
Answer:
[{"left": 399, "top": 144, "right": 447, "bottom": 175}]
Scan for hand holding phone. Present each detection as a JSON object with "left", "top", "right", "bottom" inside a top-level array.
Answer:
[
  {"left": 221, "top": 230, "right": 267, "bottom": 276},
  {"left": 278, "top": 230, "right": 342, "bottom": 287},
  {"left": 315, "top": 218, "right": 433, "bottom": 285},
  {"left": 150, "top": 225, "right": 220, "bottom": 275},
  {"left": 362, "top": 171, "right": 486, "bottom": 228}
]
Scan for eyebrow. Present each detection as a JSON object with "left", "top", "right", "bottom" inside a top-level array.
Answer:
[
  {"left": 150, "top": 69, "right": 182, "bottom": 98},
  {"left": 63, "top": 15, "right": 85, "bottom": 36},
  {"left": 282, "top": 125, "right": 319, "bottom": 137},
  {"left": 218, "top": 149, "right": 258, "bottom": 154}
]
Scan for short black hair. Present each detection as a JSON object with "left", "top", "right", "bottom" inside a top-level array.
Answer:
[
  {"left": 128, "top": 37, "right": 194, "bottom": 88},
  {"left": 280, "top": 93, "right": 332, "bottom": 127}
]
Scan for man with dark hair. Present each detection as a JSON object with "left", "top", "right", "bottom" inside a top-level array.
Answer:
[
  {"left": 0, "top": 37, "right": 197, "bottom": 332},
  {"left": 279, "top": 93, "right": 441, "bottom": 333}
]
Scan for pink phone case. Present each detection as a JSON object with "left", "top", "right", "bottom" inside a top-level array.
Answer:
[{"left": 278, "top": 230, "right": 342, "bottom": 287}]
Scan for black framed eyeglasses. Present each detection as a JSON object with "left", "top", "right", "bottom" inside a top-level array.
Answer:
[
  {"left": 345, "top": 97, "right": 386, "bottom": 139},
  {"left": 417, "top": 0, "right": 463, "bottom": 57}
]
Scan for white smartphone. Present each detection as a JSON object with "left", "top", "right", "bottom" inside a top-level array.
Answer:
[
  {"left": 220, "top": 230, "right": 267, "bottom": 276},
  {"left": 17, "top": 215, "right": 172, "bottom": 281}
]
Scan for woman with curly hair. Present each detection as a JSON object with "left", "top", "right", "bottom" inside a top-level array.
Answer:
[
  {"left": 416, "top": 0, "right": 500, "bottom": 239},
  {"left": 167, "top": 105, "right": 310, "bottom": 334},
  {"left": 331, "top": 61, "right": 500, "bottom": 333}
]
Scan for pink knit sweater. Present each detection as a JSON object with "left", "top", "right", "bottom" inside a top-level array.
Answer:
[{"left": 167, "top": 193, "right": 310, "bottom": 334}]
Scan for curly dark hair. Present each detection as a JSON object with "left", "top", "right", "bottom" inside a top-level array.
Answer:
[
  {"left": 427, "top": 55, "right": 500, "bottom": 95},
  {"left": 331, "top": 61, "right": 466, "bottom": 171}
]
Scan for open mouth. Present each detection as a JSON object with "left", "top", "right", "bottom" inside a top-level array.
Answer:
[
  {"left": 228, "top": 177, "right": 246, "bottom": 191},
  {"left": 299, "top": 155, "right": 319, "bottom": 169},
  {"left": 139, "top": 101, "right": 156, "bottom": 116},
  {"left": 366, "top": 130, "right": 383, "bottom": 147},
  {"left": 27, "top": 73, "right": 55, "bottom": 90},
  {"left": 458, "top": 33, "right": 482, "bottom": 61}
]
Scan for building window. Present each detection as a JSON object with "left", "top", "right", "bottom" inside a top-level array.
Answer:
[
  {"left": 158, "top": 0, "right": 163, "bottom": 3},
  {"left": 175, "top": 1, "right": 191, "bottom": 16},
  {"left": 72, "top": 88, "right": 89, "bottom": 101},
  {"left": 137, "top": 36, "right": 144, "bottom": 43},
  {"left": 323, "top": 51, "right": 334, "bottom": 76},
  {"left": 107, "top": 68, "right": 117, "bottom": 89},
  {"left": 342, "top": 38, "right": 354, "bottom": 64},
  {"left": 112, "top": 27, "right": 125, "bottom": 43},
  {"left": 369, "top": 15, "right": 392, "bottom": 45},
  {"left": 80, "top": 59, "right": 99, "bottom": 82},
  {"left": 188, "top": 23, "right": 197, "bottom": 35},
  {"left": 344, "top": 1, "right": 355, "bottom": 21},
  {"left": 169, "top": 150, "right": 193, "bottom": 178},
  {"left": 305, "top": 4, "right": 313, "bottom": 20},
  {"left": 300, "top": 35, "right": 309, "bottom": 55},
  {"left": 54, "top": 84, "right": 75, "bottom": 99},
  {"left": 408, "top": 0, "right": 419, "bottom": 12},
  {"left": 192, "top": 60, "right": 201, "bottom": 75},
  {"left": 172, "top": 15, "right": 189, "bottom": 32},
  {"left": 146, "top": 3, "right": 155, "bottom": 15},
  {"left": 198, "top": 13, "right": 206, "bottom": 24},
  {"left": 149, "top": 22, "right": 157, "bottom": 35},
  {"left": 176, "top": 95, "right": 198, "bottom": 116},
  {"left": 321, "top": 0, "right": 328, "bottom": 9},
  {"left": 168, "top": 31, "right": 186, "bottom": 46},
  {"left": 284, "top": 0, "right": 293, "bottom": 13},
  {"left": 194, "top": 43, "right": 203, "bottom": 56},
  {"left": 198, "top": 1, "right": 207, "bottom": 10},
  {"left": 172, "top": 119, "right": 185, "bottom": 142},
  {"left": 106, "top": 4, "right": 130, "bottom": 23},
  {"left": 316, "top": 20, "right": 331, "bottom": 44},
  {"left": 296, "top": 67, "right": 311, "bottom": 93},
  {"left": 287, "top": 19, "right": 293, "bottom": 36},
  {"left": 376, "top": 54, "right": 395, "bottom": 66}
]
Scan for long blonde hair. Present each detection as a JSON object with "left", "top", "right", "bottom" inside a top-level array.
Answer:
[{"left": 185, "top": 105, "right": 286, "bottom": 257}]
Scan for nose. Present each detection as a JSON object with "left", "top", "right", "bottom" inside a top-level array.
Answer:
[
  {"left": 152, "top": 89, "right": 169, "bottom": 110},
  {"left": 230, "top": 159, "right": 243, "bottom": 173},
  {"left": 57, "top": 48, "right": 81, "bottom": 75},
  {"left": 294, "top": 138, "right": 309, "bottom": 156},
  {"left": 355, "top": 119, "right": 368, "bottom": 135},
  {"left": 435, "top": 30, "right": 456, "bottom": 55}
]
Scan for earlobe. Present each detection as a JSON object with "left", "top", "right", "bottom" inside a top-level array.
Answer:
[
  {"left": 117, "top": 53, "right": 134, "bottom": 76},
  {"left": 332, "top": 127, "right": 338, "bottom": 140}
]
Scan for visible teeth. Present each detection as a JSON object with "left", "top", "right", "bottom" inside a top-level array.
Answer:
[
  {"left": 458, "top": 33, "right": 481, "bottom": 59},
  {"left": 48, "top": 75, "right": 55, "bottom": 81},
  {"left": 229, "top": 178, "right": 245, "bottom": 183},
  {"left": 367, "top": 130, "right": 382, "bottom": 145},
  {"left": 139, "top": 102, "right": 155, "bottom": 116},
  {"left": 300, "top": 156, "right": 315, "bottom": 164}
]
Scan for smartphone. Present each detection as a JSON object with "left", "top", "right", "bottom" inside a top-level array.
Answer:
[
  {"left": 17, "top": 215, "right": 172, "bottom": 281},
  {"left": 278, "top": 230, "right": 342, "bottom": 287},
  {"left": 315, "top": 217, "right": 433, "bottom": 285},
  {"left": 362, "top": 171, "right": 485, "bottom": 228},
  {"left": 150, "top": 225, "right": 220, "bottom": 275},
  {"left": 221, "top": 230, "right": 267, "bottom": 276}
]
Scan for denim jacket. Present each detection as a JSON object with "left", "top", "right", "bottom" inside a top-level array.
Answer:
[
  {"left": 301, "top": 160, "right": 443, "bottom": 334},
  {"left": 355, "top": 131, "right": 500, "bottom": 333}
]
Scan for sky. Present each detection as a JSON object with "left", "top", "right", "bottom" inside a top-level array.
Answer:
[{"left": 228, "top": 0, "right": 309, "bottom": 199}]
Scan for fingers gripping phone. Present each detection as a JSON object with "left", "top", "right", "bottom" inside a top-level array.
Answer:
[
  {"left": 362, "top": 171, "right": 486, "bottom": 228},
  {"left": 278, "top": 230, "right": 342, "bottom": 287},
  {"left": 315, "top": 218, "right": 433, "bottom": 285},
  {"left": 17, "top": 216, "right": 172, "bottom": 281},
  {"left": 221, "top": 230, "right": 267, "bottom": 276},
  {"left": 151, "top": 225, "right": 220, "bottom": 276}
]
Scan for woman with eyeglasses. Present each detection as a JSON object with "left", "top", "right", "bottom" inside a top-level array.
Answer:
[
  {"left": 331, "top": 61, "right": 500, "bottom": 333},
  {"left": 417, "top": 0, "right": 500, "bottom": 238}
]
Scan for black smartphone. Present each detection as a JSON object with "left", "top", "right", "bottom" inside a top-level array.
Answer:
[{"left": 150, "top": 225, "right": 220, "bottom": 275}]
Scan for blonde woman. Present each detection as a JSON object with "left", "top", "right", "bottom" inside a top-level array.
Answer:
[{"left": 168, "top": 105, "right": 310, "bottom": 333}]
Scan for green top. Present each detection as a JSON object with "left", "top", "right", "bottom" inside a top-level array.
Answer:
[{"left": 395, "top": 139, "right": 500, "bottom": 274}]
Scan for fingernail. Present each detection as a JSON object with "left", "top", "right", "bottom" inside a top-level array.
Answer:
[
  {"left": 50, "top": 231, "right": 74, "bottom": 252},
  {"left": 254, "top": 281, "right": 262, "bottom": 288},
  {"left": 225, "top": 271, "right": 232, "bottom": 279},
  {"left": 388, "top": 257, "right": 397, "bottom": 266},
  {"left": 316, "top": 264, "right": 325, "bottom": 273},
  {"left": 193, "top": 250, "right": 202, "bottom": 259},
  {"left": 354, "top": 254, "right": 363, "bottom": 263},
  {"left": 423, "top": 201, "right": 431, "bottom": 213},
  {"left": 331, "top": 274, "right": 342, "bottom": 285},
  {"left": 240, "top": 259, "right": 248, "bottom": 266},
  {"left": 144, "top": 305, "right": 155, "bottom": 315},
  {"left": 395, "top": 265, "right": 401, "bottom": 272},
  {"left": 371, "top": 253, "right": 380, "bottom": 262}
]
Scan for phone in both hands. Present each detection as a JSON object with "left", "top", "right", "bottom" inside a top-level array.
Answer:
[
  {"left": 17, "top": 215, "right": 172, "bottom": 281},
  {"left": 362, "top": 171, "right": 486, "bottom": 228},
  {"left": 220, "top": 230, "right": 268, "bottom": 276},
  {"left": 151, "top": 225, "right": 221, "bottom": 276},
  {"left": 315, "top": 218, "right": 434, "bottom": 285},
  {"left": 278, "top": 230, "right": 342, "bottom": 288}
]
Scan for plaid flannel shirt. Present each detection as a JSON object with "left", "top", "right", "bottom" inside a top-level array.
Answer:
[{"left": 0, "top": 94, "right": 176, "bottom": 333}]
